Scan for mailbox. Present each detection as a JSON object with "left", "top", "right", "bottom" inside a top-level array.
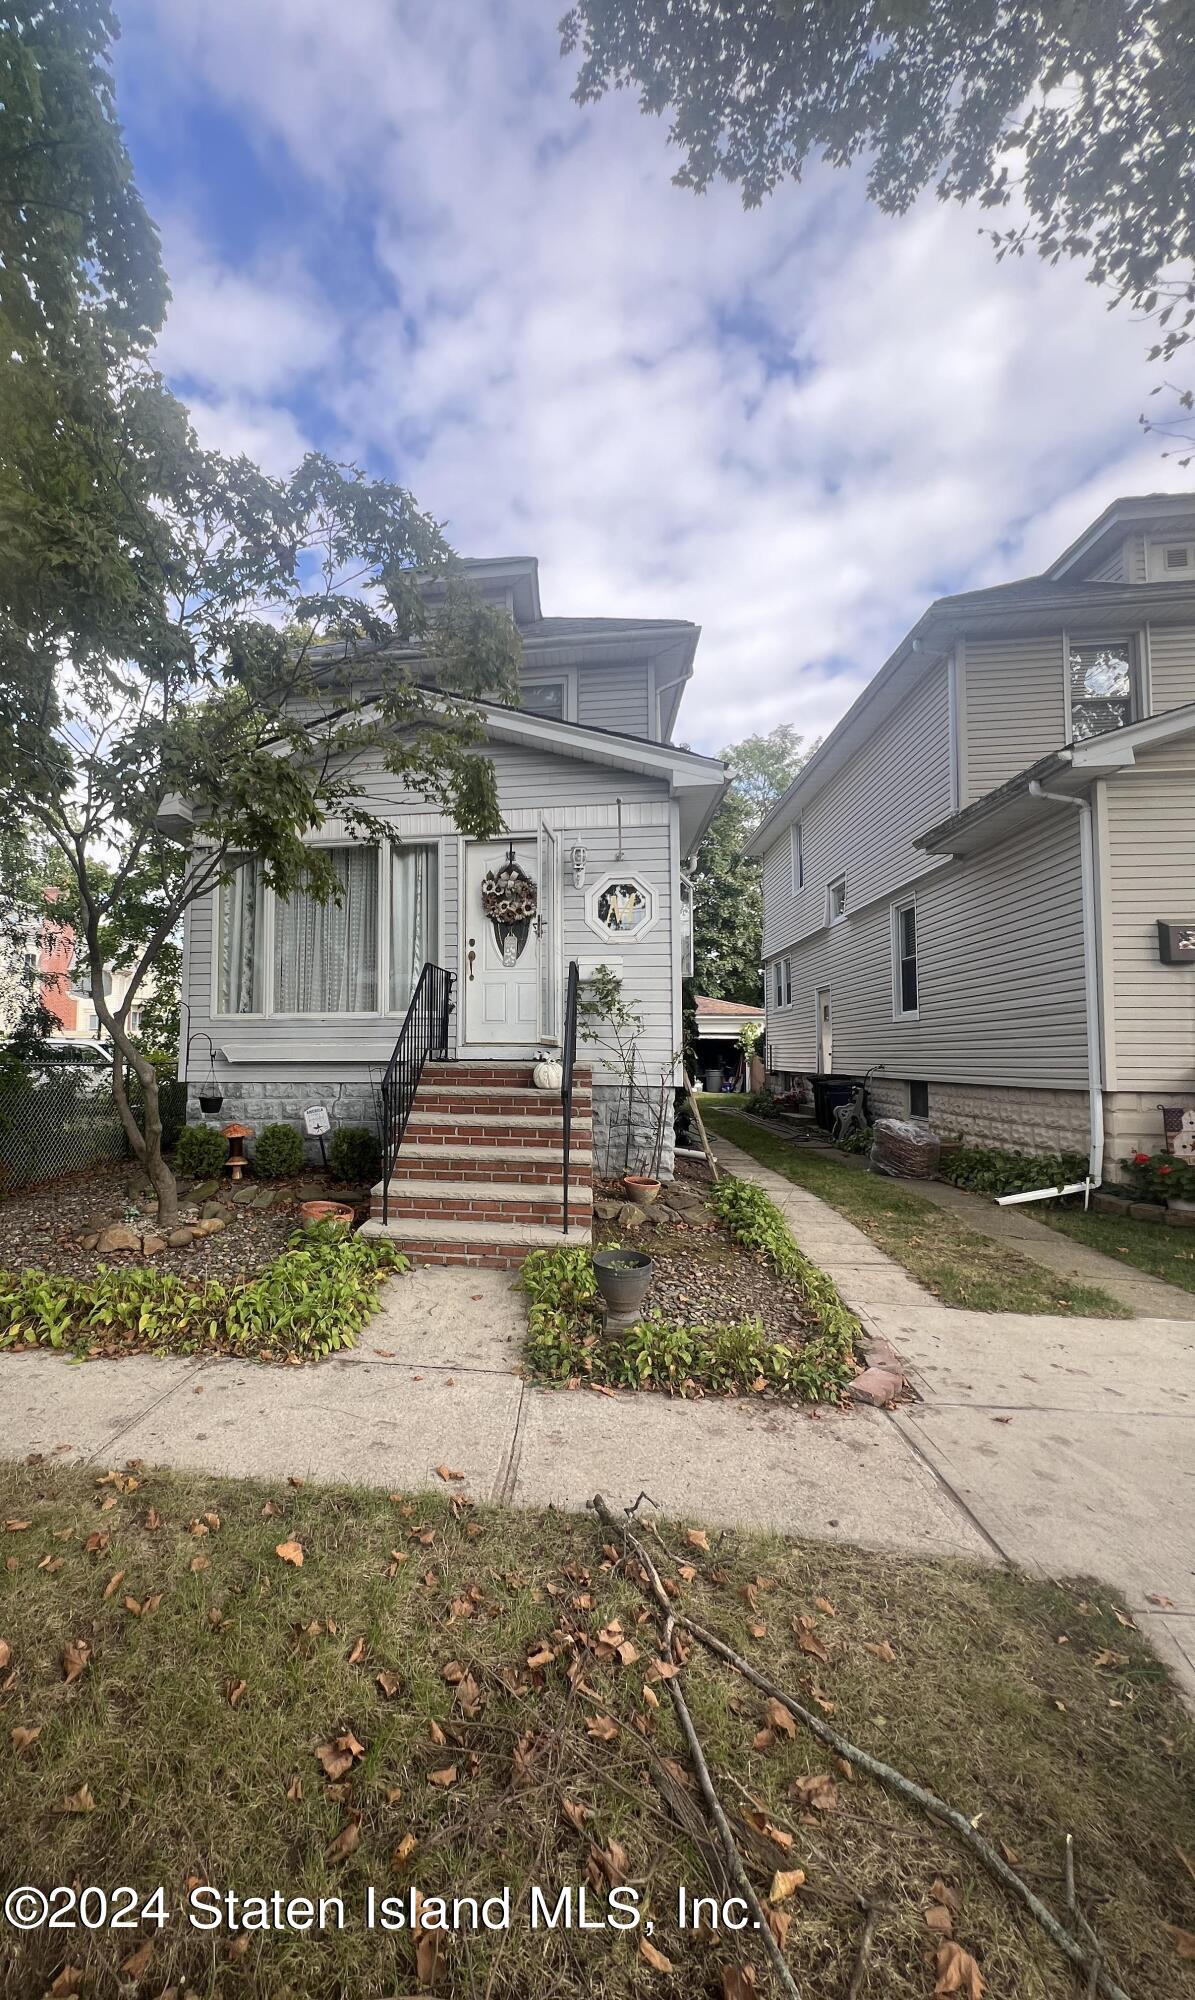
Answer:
[{"left": 1157, "top": 921, "right": 1195, "bottom": 965}]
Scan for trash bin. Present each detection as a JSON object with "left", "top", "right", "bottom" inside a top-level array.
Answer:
[
  {"left": 703, "top": 1065, "right": 723, "bottom": 1094},
  {"left": 812, "top": 1076, "right": 854, "bottom": 1132}
]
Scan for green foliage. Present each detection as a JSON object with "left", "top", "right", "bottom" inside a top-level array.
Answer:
[
  {"left": 707, "top": 1172, "right": 801, "bottom": 1274},
  {"left": 691, "top": 726, "right": 811, "bottom": 1005},
  {"left": 328, "top": 1124, "right": 380, "bottom": 1184},
  {"left": 940, "top": 1144, "right": 1089, "bottom": 1197},
  {"left": 0, "top": 1232, "right": 402, "bottom": 1361},
  {"left": 562, "top": 1, "right": 1195, "bottom": 424},
  {"left": 1118, "top": 1148, "right": 1195, "bottom": 1203},
  {"left": 520, "top": 1196, "right": 858, "bottom": 1401},
  {"left": 174, "top": 1123, "right": 228, "bottom": 1180},
  {"left": 252, "top": 1122, "right": 305, "bottom": 1179}
]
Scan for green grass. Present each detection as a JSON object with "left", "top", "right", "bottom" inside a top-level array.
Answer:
[
  {"left": 703, "top": 1111, "right": 1131, "bottom": 1317},
  {"left": 0, "top": 1462, "right": 1193, "bottom": 1999},
  {"left": 1038, "top": 1204, "right": 1195, "bottom": 1294}
]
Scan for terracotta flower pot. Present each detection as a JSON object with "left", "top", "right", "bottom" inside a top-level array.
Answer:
[
  {"left": 623, "top": 1175, "right": 661, "bottom": 1206},
  {"left": 298, "top": 1200, "right": 354, "bottom": 1232}
]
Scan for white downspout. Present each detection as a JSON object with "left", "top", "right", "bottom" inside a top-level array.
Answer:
[{"left": 996, "top": 781, "right": 1103, "bottom": 1205}]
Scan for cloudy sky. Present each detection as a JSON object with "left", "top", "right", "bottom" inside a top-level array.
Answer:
[{"left": 114, "top": 0, "right": 1184, "bottom": 756}]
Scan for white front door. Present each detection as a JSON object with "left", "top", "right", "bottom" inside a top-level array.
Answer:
[
  {"left": 463, "top": 839, "right": 541, "bottom": 1050},
  {"left": 815, "top": 986, "right": 833, "bottom": 1071}
]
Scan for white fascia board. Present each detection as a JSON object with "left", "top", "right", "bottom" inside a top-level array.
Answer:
[{"left": 1067, "top": 698, "right": 1195, "bottom": 767}]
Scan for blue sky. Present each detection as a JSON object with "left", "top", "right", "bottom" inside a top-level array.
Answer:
[{"left": 113, "top": 0, "right": 1183, "bottom": 755}]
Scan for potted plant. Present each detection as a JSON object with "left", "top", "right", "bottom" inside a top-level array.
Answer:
[{"left": 592, "top": 1246, "right": 653, "bottom": 1319}]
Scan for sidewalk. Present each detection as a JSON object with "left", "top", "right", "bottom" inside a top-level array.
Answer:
[{"left": 0, "top": 1145, "right": 1192, "bottom": 1703}]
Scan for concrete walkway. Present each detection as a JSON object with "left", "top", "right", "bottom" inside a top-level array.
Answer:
[
  {"left": 713, "top": 1132, "right": 1195, "bottom": 1701},
  {"left": 0, "top": 1141, "right": 1191, "bottom": 1702}
]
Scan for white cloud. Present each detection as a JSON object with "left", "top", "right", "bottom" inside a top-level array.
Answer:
[{"left": 118, "top": 0, "right": 1193, "bottom": 754}]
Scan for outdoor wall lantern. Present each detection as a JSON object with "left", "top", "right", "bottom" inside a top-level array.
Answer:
[{"left": 571, "top": 843, "right": 587, "bottom": 890}]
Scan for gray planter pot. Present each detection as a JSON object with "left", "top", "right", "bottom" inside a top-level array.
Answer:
[{"left": 593, "top": 1247, "right": 653, "bottom": 1319}]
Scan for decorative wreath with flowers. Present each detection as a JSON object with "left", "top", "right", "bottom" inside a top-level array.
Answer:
[{"left": 481, "top": 850, "right": 538, "bottom": 962}]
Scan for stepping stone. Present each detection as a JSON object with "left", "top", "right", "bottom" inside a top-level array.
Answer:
[
  {"left": 253, "top": 1189, "right": 278, "bottom": 1210},
  {"left": 191, "top": 1180, "right": 218, "bottom": 1201},
  {"left": 231, "top": 1185, "right": 258, "bottom": 1205},
  {"left": 199, "top": 1201, "right": 227, "bottom": 1221}
]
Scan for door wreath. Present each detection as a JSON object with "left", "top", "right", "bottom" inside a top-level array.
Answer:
[{"left": 481, "top": 846, "right": 538, "bottom": 964}]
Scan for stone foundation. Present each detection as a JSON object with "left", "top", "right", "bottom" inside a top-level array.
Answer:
[
  {"left": 591, "top": 1083, "right": 676, "bottom": 1183},
  {"left": 871, "top": 1079, "right": 1092, "bottom": 1153},
  {"left": 186, "top": 1078, "right": 379, "bottom": 1165}
]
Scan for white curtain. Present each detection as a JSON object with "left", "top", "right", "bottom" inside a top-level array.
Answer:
[
  {"left": 217, "top": 860, "right": 263, "bottom": 1014},
  {"left": 390, "top": 844, "right": 438, "bottom": 1012},
  {"left": 274, "top": 848, "right": 378, "bottom": 1013}
]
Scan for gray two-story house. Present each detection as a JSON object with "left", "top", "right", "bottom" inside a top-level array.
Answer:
[
  {"left": 179, "top": 557, "right": 724, "bottom": 1261},
  {"left": 749, "top": 494, "right": 1195, "bottom": 1178}
]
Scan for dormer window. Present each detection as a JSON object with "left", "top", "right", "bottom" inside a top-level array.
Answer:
[
  {"left": 1068, "top": 637, "right": 1136, "bottom": 741},
  {"left": 520, "top": 678, "right": 566, "bottom": 721}
]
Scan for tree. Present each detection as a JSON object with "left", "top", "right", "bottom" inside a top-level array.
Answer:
[
  {"left": 561, "top": 1, "right": 1195, "bottom": 431},
  {"left": 692, "top": 724, "right": 810, "bottom": 1004},
  {"left": 0, "top": 3, "right": 522, "bottom": 1224}
]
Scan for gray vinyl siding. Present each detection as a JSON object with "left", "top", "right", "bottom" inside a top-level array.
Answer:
[
  {"left": 963, "top": 634, "right": 1066, "bottom": 800},
  {"left": 576, "top": 660, "right": 650, "bottom": 737},
  {"left": 1146, "top": 624, "right": 1195, "bottom": 715},
  {"left": 1088, "top": 543, "right": 1126, "bottom": 583},
  {"left": 183, "top": 739, "right": 678, "bottom": 1085},
  {"left": 764, "top": 810, "right": 1088, "bottom": 1089},
  {"left": 760, "top": 660, "right": 952, "bottom": 956},
  {"left": 1104, "top": 765, "right": 1195, "bottom": 1091},
  {"left": 1126, "top": 533, "right": 1149, "bottom": 584}
]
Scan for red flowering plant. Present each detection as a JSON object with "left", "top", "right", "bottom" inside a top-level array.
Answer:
[{"left": 1119, "top": 1150, "right": 1195, "bottom": 1202}]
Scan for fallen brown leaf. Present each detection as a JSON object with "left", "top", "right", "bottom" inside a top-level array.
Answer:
[
  {"left": 393, "top": 1831, "right": 418, "bottom": 1866},
  {"left": 11, "top": 1725, "right": 41, "bottom": 1755},
  {"left": 62, "top": 1638, "right": 91, "bottom": 1684},
  {"left": 49, "top": 1967, "right": 83, "bottom": 1996},
  {"left": 376, "top": 1669, "right": 402, "bottom": 1699},
  {"left": 285, "top": 1773, "right": 303, "bottom": 1803},
  {"left": 59, "top": 1783, "right": 96, "bottom": 1814},
  {"left": 768, "top": 1867, "right": 805, "bottom": 1903},
  {"left": 435, "top": 1464, "right": 465, "bottom": 1482},
  {"left": 863, "top": 1639, "right": 897, "bottom": 1663},
  {"left": 120, "top": 1938, "right": 154, "bottom": 1978},
  {"left": 640, "top": 1937, "right": 674, "bottom": 1973},
  {"left": 226, "top": 1679, "right": 248, "bottom": 1708},
  {"left": 933, "top": 1940, "right": 985, "bottom": 1996},
  {"left": 0, "top": 1639, "right": 9, "bottom": 1670},
  {"left": 585, "top": 1713, "right": 619, "bottom": 1743},
  {"left": 765, "top": 1697, "right": 796, "bottom": 1738},
  {"left": 685, "top": 1527, "right": 710, "bottom": 1552},
  {"left": 428, "top": 1764, "right": 458, "bottom": 1788},
  {"left": 325, "top": 1820, "right": 360, "bottom": 1864},
  {"left": 790, "top": 1772, "right": 837, "bottom": 1812},
  {"left": 275, "top": 1540, "right": 304, "bottom": 1567},
  {"left": 1164, "top": 1924, "right": 1195, "bottom": 1960}
]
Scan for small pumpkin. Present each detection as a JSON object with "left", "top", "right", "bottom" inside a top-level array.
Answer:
[{"left": 533, "top": 1057, "right": 563, "bottom": 1091}]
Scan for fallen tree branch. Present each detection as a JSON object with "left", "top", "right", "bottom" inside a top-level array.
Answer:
[
  {"left": 592, "top": 1496, "right": 800, "bottom": 1999},
  {"left": 845, "top": 1902, "right": 879, "bottom": 2000},
  {"left": 591, "top": 1495, "right": 1132, "bottom": 2000}
]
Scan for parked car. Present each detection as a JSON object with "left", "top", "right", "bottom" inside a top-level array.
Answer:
[{"left": 2, "top": 1039, "right": 115, "bottom": 1095}]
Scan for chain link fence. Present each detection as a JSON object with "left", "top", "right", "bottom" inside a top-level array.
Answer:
[{"left": 0, "top": 1065, "right": 187, "bottom": 1195}]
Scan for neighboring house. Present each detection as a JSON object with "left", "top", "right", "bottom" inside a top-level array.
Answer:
[
  {"left": 693, "top": 994, "right": 765, "bottom": 1091},
  {"left": 0, "top": 890, "right": 152, "bottom": 1044},
  {"left": 748, "top": 493, "right": 1195, "bottom": 1175},
  {"left": 176, "top": 557, "right": 725, "bottom": 1262}
]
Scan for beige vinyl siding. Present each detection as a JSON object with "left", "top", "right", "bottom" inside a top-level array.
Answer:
[
  {"left": 1145, "top": 625, "right": 1195, "bottom": 715},
  {"left": 760, "top": 660, "right": 953, "bottom": 957},
  {"left": 764, "top": 809, "right": 1087, "bottom": 1089},
  {"left": 184, "top": 740, "right": 677, "bottom": 1079},
  {"left": 1088, "top": 543, "right": 1126, "bottom": 583},
  {"left": 964, "top": 634, "right": 1065, "bottom": 800},
  {"left": 1104, "top": 767, "right": 1195, "bottom": 1091},
  {"left": 577, "top": 661, "right": 649, "bottom": 737}
]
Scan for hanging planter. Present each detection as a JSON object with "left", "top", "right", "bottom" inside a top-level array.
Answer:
[{"left": 480, "top": 845, "right": 538, "bottom": 965}]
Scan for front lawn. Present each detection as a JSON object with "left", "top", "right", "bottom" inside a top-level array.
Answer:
[
  {"left": 1038, "top": 1205, "right": 1195, "bottom": 1294},
  {"left": 703, "top": 1112, "right": 1131, "bottom": 1317},
  {"left": 0, "top": 1463, "right": 1192, "bottom": 1998}
]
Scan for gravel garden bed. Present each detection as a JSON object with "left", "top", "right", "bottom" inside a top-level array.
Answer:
[{"left": 0, "top": 1163, "right": 374, "bottom": 1284}]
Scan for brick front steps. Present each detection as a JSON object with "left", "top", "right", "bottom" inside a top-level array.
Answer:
[{"left": 364, "top": 1061, "right": 593, "bottom": 1268}]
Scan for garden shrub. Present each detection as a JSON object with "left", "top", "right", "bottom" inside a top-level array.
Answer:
[
  {"left": 252, "top": 1122, "right": 305, "bottom": 1178},
  {"left": 0, "top": 1231, "right": 403, "bottom": 1360},
  {"left": 520, "top": 1180, "right": 859, "bottom": 1403},
  {"left": 174, "top": 1122, "right": 229, "bottom": 1179},
  {"left": 939, "top": 1144, "right": 1088, "bottom": 1198},
  {"left": 1118, "top": 1149, "right": 1195, "bottom": 1203},
  {"left": 329, "top": 1124, "right": 380, "bottom": 1184}
]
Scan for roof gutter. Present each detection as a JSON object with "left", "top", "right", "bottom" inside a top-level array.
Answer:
[{"left": 994, "top": 781, "right": 1104, "bottom": 1205}]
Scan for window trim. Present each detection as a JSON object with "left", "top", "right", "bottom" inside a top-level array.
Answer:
[
  {"left": 790, "top": 821, "right": 803, "bottom": 893},
  {"left": 826, "top": 875, "right": 847, "bottom": 927},
  {"left": 771, "top": 957, "right": 792, "bottom": 1010},
  {"left": 211, "top": 838, "right": 445, "bottom": 1023},
  {"left": 1062, "top": 631, "right": 1140, "bottom": 743},
  {"left": 891, "top": 896, "right": 919, "bottom": 1020}
]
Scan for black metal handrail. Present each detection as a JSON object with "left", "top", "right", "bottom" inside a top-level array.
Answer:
[
  {"left": 560, "top": 958, "right": 580, "bottom": 1235},
  {"left": 380, "top": 962, "right": 454, "bottom": 1224}
]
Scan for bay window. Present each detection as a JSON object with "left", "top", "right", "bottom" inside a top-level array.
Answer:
[
  {"left": 216, "top": 858, "right": 265, "bottom": 1014},
  {"left": 274, "top": 846, "right": 379, "bottom": 1013}
]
